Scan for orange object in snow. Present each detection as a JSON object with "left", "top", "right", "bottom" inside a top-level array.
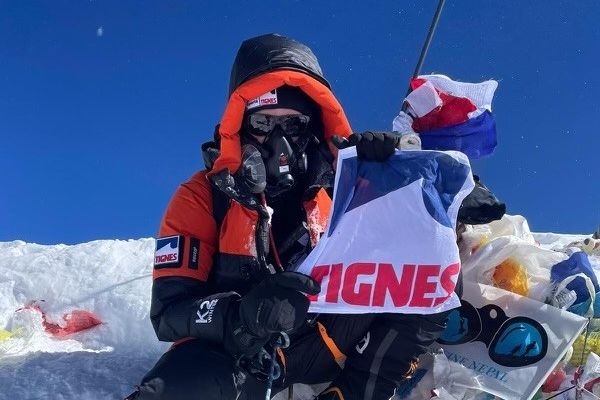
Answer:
[{"left": 22, "top": 303, "right": 103, "bottom": 337}]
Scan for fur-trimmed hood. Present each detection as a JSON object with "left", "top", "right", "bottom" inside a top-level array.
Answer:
[{"left": 209, "top": 33, "right": 352, "bottom": 175}]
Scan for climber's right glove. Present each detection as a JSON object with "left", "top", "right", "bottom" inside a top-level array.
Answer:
[{"left": 223, "top": 271, "right": 320, "bottom": 358}]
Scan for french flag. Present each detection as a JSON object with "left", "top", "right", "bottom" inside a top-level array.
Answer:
[{"left": 393, "top": 74, "right": 498, "bottom": 159}]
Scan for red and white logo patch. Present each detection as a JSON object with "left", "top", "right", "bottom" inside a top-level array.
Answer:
[
  {"left": 246, "top": 89, "right": 278, "bottom": 110},
  {"left": 154, "top": 235, "right": 182, "bottom": 268}
]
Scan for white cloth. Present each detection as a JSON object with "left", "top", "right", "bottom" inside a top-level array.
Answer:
[
  {"left": 418, "top": 74, "right": 498, "bottom": 112},
  {"left": 405, "top": 80, "right": 443, "bottom": 117}
]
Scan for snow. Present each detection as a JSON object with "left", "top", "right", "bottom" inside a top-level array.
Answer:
[
  {"left": 0, "top": 239, "right": 168, "bottom": 400},
  {"left": 0, "top": 232, "right": 598, "bottom": 400},
  {"left": 534, "top": 231, "right": 590, "bottom": 249}
]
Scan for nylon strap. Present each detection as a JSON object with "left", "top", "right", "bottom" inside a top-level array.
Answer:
[{"left": 317, "top": 321, "right": 346, "bottom": 368}]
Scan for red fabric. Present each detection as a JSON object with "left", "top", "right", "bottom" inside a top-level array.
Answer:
[
  {"left": 218, "top": 201, "right": 259, "bottom": 257},
  {"left": 155, "top": 171, "right": 217, "bottom": 282},
  {"left": 303, "top": 188, "right": 332, "bottom": 247},
  {"left": 541, "top": 369, "right": 566, "bottom": 392},
  {"left": 410, "top": 78, "right": 477, "bottom": 132},
  {"left": 23, "top": 304, "right": 103, "bottom": 337}
]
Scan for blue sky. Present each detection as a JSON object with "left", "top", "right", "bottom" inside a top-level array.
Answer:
[{"left": 1, "top": 1, "right": 599, "bottom": 244}]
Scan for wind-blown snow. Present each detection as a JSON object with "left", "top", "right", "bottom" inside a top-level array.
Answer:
[{"left": 0, "top": 233, "right": 598, "bottom": 400}]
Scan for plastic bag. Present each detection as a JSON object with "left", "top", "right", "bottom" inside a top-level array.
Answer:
[
  {"left": 395, "top": 349, "right": 490, "bottom": 400},
  {"left": 550, "top": 252, "right": 600, "bottom": 317},
  {"left": 459, "top": 214, "right": 536, "bottom": 258},
  {"left": 461, "top": 235, "right": 566, "bottom": 302}
]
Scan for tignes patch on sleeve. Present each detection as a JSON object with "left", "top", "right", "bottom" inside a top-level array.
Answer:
[{"left": 154, "top": 235, "right": 184, "bottom": 269}]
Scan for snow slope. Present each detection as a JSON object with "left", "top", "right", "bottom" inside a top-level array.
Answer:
[
  {"left": 0, "top": 232, "right": 598, "bottom": 400},
  {"left": 0, "top": 239, "right": 168, "bottom": 400}
]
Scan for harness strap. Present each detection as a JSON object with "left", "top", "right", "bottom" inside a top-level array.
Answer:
[
  {"left": 169, "top": 336, "right": 195, "bottom": 351},
  {"left": 210, "top": 181, "right": 230, "bottom": 232},
  {"left": 317, "top": 321, "right": 346, "bottom": 368},
  {"left": 320, "top": 386, "right": 345, "bottom": 400},
  {"left": 276, "top": 347, "right": 286, "bottom": 376}
]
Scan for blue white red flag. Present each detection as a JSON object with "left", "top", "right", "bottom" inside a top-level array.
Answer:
[
  {"left": 295, "top": 147, "right": 475, "bottom": 314},
  {"left": 393, "top": 74, "right": 499, "bottom": 159}
]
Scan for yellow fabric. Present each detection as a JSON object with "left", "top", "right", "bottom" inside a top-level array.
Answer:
[
  {"left": 317, "top": 321, "right": 347, "bottom": 368},
  {"left": 492, "top": 257, "right": 529, "bottom": 296},
  {"left": 0, "top": 329, "right": 14, "bottom": 342},
  {"left": 571, "top": 331, "right": 600, "bottom": 366},
  {"left": 472, "top": 237, "right": 489, "bottom": 253},
  {"left": 0, "top": 327, "right": 22, "bottom": 342}
]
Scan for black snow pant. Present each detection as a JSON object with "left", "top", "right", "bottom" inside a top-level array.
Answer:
[{"left": 134, "top": 312, "right": 449, "bottom": 400}]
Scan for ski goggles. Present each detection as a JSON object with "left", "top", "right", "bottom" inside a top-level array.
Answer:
[
  {"left": 244, "top": 113, "right": 311, "bottom": 138},
  {"left": 438, "top": 300, "right": 548, "bottom": 367}
]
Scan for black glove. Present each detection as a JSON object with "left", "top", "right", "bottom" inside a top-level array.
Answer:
[
  {"left": 223, "top": 271, "right": 320, "bottom": 358},
  {"left": 458, "top": 175, "right": 506, "bottom": 225},
  {"left": 334, "top": 131, "right": 400, "bottom": 161}
]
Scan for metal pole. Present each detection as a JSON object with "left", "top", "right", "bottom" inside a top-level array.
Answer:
[{"left": 402, "top": 0, "right": 447, "bottom": 110}]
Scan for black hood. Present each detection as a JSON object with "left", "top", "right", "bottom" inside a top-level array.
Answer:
[{"left": 228, "top": 33, "right": 331, "bottom": 96}]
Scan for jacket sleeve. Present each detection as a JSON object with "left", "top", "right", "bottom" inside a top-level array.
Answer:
[{"left": 150, "top": 171, "right": 239, "bottom": 343}]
